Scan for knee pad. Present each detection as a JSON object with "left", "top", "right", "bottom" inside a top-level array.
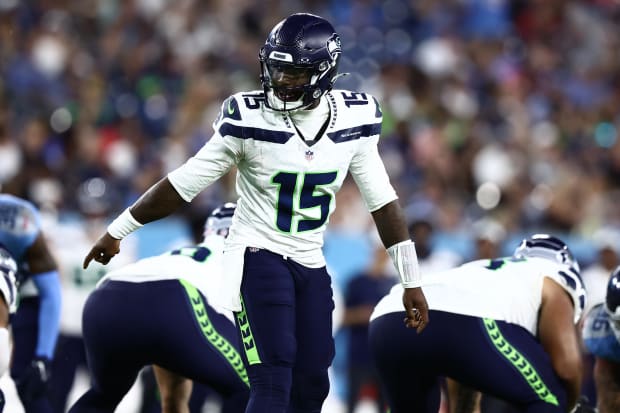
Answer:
[
  {"left": 289, "top": 370, "right": 330, "bottom": 412},
  {"left": 247, "top": 364, "right": 291, "bottom": 412}
]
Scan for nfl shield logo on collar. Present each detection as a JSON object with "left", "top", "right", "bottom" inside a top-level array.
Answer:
[{"left": 305, "top": 150, "right": 314, "bottom": 161}]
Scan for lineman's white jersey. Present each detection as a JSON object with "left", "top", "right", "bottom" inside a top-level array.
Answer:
[
  {"left": 168, "top": 89, "right": 397, "bottom": 266},
  {"left": 371, "top": 256, "right": 586, "bottom": 335},
  {"left": 98, "top": 234, "right": 233, "bottom": 322}
]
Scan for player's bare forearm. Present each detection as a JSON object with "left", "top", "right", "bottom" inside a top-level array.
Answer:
[
  {"left": 83, "top": 178, "right": 187, "bottom": 269},
  {"left": 370, "top": 200, "right": 409, "bottom": 248},
  {"left": 130, "top": 177, "right": 188, "bottom": 224}
]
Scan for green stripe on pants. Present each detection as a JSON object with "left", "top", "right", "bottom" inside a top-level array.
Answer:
[
  {"left": 483, "top": 318, "right": 558, "bottom": 406},
  {"left": 236, "top": 295, "right": 261, "bottom": 365},
  {"left": 179, "top": 279, "right": 249, "bottom": 386}
]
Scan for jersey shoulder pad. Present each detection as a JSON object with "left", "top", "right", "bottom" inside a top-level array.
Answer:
[
  {"left": 0, "top": 194, "right": 41, "bottom": 238},
  {"left": 330, "top": 89, "right": 382, "bottom": 120},
  {"left": 214, "top": 90, "right": 266, "bottom": 125},
  {"left": 542, "top": 260, "right": 586, "bottom": 323}
]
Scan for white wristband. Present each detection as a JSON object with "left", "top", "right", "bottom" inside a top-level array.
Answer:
[
  {"left": 107, "top": 208, "right": 143, "bottom": 240},
  {"left": 387, "top": 239, "right": 422, "bottom": 288}
]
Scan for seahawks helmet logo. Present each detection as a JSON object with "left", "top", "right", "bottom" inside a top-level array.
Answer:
[{"left": 326, "top": 34, "right": 341, "bottom": 59}]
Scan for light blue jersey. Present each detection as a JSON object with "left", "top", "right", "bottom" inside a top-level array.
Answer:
[{"left": 583, "top": 303, "right": 620, "bottom": 363}]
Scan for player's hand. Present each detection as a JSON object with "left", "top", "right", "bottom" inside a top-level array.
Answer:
[
  {"left": 15, "top": 356, "right": 50, "bottom": 404},
  {"left": 83, "top": 232, "right": 121, "bottom": 269},
  {"left": 402, "top": 287, "right": 429, "bottom": 333}
]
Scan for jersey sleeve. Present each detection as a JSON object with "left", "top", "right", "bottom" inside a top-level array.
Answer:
[
  {"left": 168, "top": 96, "right": 244, "bottom": 202},
  {"left": 348, "top": 97, "right": 398, "bottom": 212},
  {"left": 540, "top": 260, "right": 586, "bottom": 323}
]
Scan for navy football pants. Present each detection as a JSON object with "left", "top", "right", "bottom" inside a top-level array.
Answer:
[
  {"left": 369, "top": 311, "right": 567, "bottom": 413},
  {"left": 235, "top": 248, "right": 335, "bottom": 413},
  {"left": 68, "top": 280, "right": 249, "bottom": 413}
]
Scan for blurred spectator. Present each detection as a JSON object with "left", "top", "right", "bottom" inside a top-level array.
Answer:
[
  {"left": 405, "top": 201, "right": 462, "bottom": 275},
  {"left": 582, "top": 228, "right": 620, "bottom": 312},
  {"left": 472, "top": 217, "right": 507, "bottom": 260}
]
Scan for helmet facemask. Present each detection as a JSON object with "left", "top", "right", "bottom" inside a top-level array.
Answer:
[{"left": 260, "top": 52, "right": 337, "bottom": 112}]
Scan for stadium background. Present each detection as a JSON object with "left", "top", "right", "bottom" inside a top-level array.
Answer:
[{"left": 1, "top": 0, "right": 620, "bottom": 412}]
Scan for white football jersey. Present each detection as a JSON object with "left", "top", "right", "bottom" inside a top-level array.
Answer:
[
  {"left": 99, "top": 234, "right": 233, "bottom": 322},
  {"left": 168, "top": 89, "right": 397, "bottom": 267},
  {"left": 371, "top": 256, "right": 586, "bottom": 335}
]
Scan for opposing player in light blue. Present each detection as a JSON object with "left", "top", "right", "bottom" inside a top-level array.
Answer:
[
  {"left": 83, "top": 12, "right": 428, "bottom": 413},
  {"left": 69, "top": 203, "right": 249, "bottom": 413},
  {"left": 582, "top": 266, "right": 620, "bottom": 413},
  {"left": 0, "top": 194, "right": 61, "bottom": 413},
  {"left": 370, "top": 234, "right": 588, "bottom": 413}
]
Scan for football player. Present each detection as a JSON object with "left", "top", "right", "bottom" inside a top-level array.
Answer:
[
  {"left": 0, "top": 193, "right": 61, "bottom": 413},
  {"left": 68, "top": 203, "right": 249, "bottom": 413},
  {"left": 369, "top": 234, "right": 586, "bottom": 413},
  {"left": 83, "top": 13, "right": 428, "bottom": 413},
  {"left": 582, "top": 266, "right": 620, "bottom": 413}
]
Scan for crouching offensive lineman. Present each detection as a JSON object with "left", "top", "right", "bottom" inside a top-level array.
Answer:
[{"left": 68, "top": 203, "right": 249, "bottom": 413}]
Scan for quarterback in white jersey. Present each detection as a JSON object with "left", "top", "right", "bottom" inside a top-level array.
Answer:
[
  {"left": 370, "top": 234, "right": 587, "bottom": 413},
  {"left": 84, "top": 13, "right": 428, "bottom": 413}
]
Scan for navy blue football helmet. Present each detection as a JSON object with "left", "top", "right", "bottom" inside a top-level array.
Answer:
[
  {"left": 259, "top": 13, "right": 343, "bottom": 111},
  {"left": 203, "top": 202, "right": 236, "bottom": 239},
  {"left": 606, "top": 266, "right": 620, "bottom": 324}
]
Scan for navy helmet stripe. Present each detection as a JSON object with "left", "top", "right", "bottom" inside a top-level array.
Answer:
[
  {"left": 327, "top": 122, "right": 382, "bottom": 143},
  {"left": 558, "top": 270, "right": 577, "bottom": 290},
  {"left": 219, "top": 122, "right": 294, "bottom": 144}
]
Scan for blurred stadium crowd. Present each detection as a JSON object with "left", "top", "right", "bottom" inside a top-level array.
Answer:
[{"left": 2, "top": 0, "right": 620, "bottom": 411}]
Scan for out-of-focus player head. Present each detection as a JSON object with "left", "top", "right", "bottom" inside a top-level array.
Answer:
[
  {"left": 513, "top": 233, "right": 586, "bottom": 319},
  {"left": 203, "top": 202, "right": 237, "bottom": 240},
  {"left": 606, "top": 265, "right": 620, "bottom": 335},
  {"left": 259, "top": 13, "right": 343, "bottom": 111}
]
